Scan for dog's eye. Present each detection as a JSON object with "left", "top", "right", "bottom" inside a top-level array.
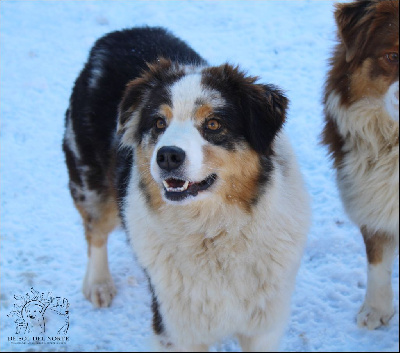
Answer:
[
  {"left": 155, "top": 118, "right": 166, "bottom": 131},
  {"left": 205, "top": 119, "right": 221, "bottom": 131},
  {"left": 385, "top": 52, "right": 399, "bottom": 63}
]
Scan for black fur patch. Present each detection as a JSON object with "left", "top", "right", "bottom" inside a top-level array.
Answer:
[
  {"left": 146, "top": 274, "right": 164, "bottom": 335},
  {"left": 253, "top": 155, "right": 274, "bottom": 205},
  {"left": 199, "top": 106, "right": 247, "bottom": 151},
  {"left": 114, "top": 145, "right": 133, "bottom": 213},
  {"left": 201, "top": 64, "right": 288, "bottom": 155},
  {"left": 62, "top": 140, "right": 82, "bottom": 190}
]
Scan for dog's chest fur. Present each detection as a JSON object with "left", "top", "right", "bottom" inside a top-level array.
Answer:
[
  {"left": 123, "top": 136, "right": 308, "bottom": 344},
  {"left": 326, "top": 93, "right": 399, "bottom": 235}
]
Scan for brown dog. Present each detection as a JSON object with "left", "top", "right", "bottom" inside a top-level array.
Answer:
[{"left": 322, "top": 0, "right": 399, "bottom": 330}]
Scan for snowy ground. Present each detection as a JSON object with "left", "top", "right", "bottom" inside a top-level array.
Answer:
[{"left": 0, "top": 0, "right": 398, "bottom": 351}]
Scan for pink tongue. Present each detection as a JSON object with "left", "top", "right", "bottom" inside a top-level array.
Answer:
[{"left": 166, "top": 178, "right": 185, "bottom": 188}]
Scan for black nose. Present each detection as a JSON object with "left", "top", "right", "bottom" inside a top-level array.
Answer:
[{"left": 156, "top": 146, "right": 186, "bottom": 171}]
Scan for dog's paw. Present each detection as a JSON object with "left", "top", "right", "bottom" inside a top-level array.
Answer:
[
  {"left": 357, "top": 302, "right": 395, "bottom": 330},
  {"left": 83, "top": 279, "right": 116, "bottom": 308}
]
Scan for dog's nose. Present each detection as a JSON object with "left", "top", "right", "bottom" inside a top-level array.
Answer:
[{"left": 157, "top": 146, "right": 186, "bottom": 171}]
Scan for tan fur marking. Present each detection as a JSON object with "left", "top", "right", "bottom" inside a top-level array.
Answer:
[
  {"left": 361, "top": 226, "right": 395, "bottom": 265},
  {"left": 203, "top": 144, "right": 261, "bottom": 212},
  {"left": 136, "top": 146, "right": 164, "bottom": 211},
  {"left": 350, "top": 59, "right": 397, "bottom": 102},
  {"left": 75, "top": 197, "right": 119, "bottom": 252},
  {"left": 159, "top": 104, "right": 173, "bottom": 122},
  {"left": 194, "top": 104, "right": 213, "bottom": 121}
]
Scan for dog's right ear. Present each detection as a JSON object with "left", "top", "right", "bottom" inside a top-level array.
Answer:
[
  {"left": 117, "top": 58, "right": 174, "bottom": 137},
  {"left": 117, "top": 77, "right": 149, "bottom": 137},
  {"left": 334, "top": 0, "right": 373, "bottom": 63}
]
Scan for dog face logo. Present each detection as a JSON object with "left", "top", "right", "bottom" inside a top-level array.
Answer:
[
  {"left": 7, "top": 288, "right": 70, "bottom": 336},
  {"left": 21, "top": 301, "right": 45, "bottom": 333}
]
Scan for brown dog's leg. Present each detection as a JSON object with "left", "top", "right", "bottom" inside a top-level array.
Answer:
[{"left": 357, "top": 226, "right": 397, "bottom": 329}]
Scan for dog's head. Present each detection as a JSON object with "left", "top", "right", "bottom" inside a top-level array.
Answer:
[
  {"left": 118, "top": 59, "right": 287, "bottom": 210},
  {"left": 334, "top": 0, "right": 399, "bottom": 119}
]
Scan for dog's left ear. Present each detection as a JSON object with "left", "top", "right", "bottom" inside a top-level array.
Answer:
[
  {"left": 202, "top": 64, "right": 288, "bottom": 154},
  {"left": 243, "top": 83, "right": 288, "bottom": 154},
  {"left": 334, "top": 0, "right": 373, "bottom": 63}
]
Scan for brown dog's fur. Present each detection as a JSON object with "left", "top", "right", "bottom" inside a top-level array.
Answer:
[{"left": 322, "top": 0, "right": 399, "bottom": 330}]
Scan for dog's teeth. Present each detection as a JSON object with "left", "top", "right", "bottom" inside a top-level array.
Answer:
[
  {"left": 182, "top": 180, "right": 189, "bottom": 190},
  {"left": 163, "top": 180, "right": 190, "bottom": 192}
]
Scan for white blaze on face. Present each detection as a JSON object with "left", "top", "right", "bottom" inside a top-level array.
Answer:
[
  {"left": 150, "top": 119, "right": 206, "bottom": 182},
  {"left": 150, "top": 73, "right": 207, "bottom": 183},
  {"left": 384, "top": 81, "right": 399, "bottom": 121}
]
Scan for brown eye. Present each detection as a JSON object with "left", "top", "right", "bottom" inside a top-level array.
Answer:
[
  {"left": 155, "top": 118, "right": 166, "bottom": 130},
  {"left": 385, "top": 52, "right": 399, "bottom": 63},
  {"left": 206, "top": 119, "right": 221, "bottom": 131}
]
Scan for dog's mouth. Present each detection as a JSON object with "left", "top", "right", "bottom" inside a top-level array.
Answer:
[{"left": 162, "top": 174, "right": 217, "bottom": 202}]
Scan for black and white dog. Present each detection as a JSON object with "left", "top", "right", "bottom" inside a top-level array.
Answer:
[{"left": 63, "top": 27, "right": 310, "bottom": 351}]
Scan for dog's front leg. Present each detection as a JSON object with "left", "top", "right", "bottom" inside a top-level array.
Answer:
[{"left": 357, "top": 227, "right": 397, "bottom": 329}]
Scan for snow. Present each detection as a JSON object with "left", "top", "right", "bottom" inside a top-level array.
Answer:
[{"left": 0, "top": 0, "right": 398, "bottom": 351}]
